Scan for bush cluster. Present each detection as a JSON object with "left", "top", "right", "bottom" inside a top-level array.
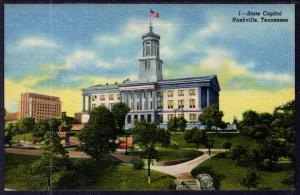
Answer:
[{"left": 132, "top": 159, "right": 144, "bottom": 169}]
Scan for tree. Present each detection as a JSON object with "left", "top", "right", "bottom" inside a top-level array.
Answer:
[
  {"left": 133, "top": 121, "right": 171, "bottom": 183},
  {"left": 240, "top": 111, "right": 272, "bottom": 139},
  {"left": 177, "top": 116, "right": 187, "bottom": 131},
  {"left": 168, "top": 117, "right": 187, "bottom": 131},
  {"left": 247, "top": 146, "right": 262, "bottom": 168},
  {"left": 78, "top": 106, "right": 118, "bottom": 162},
  {"left": 111, "top": 103, "right": 130, "bottom": 154},
  {"left": 229, "top": 145, "right": 246, "bottom": 166},
  {"left": 33, "top": 122, "right": 49, "bottom": 142},
  {"left": 4, "top": 123, "right": 15, "bottom": 146},
  {"left": 223, "top": 141, "right": 232, "bottom": 152},
  {"left": 204, "top": 139, "right": 214, "bottom": 156},
  {"left": 32, "top": 118, "right": 61, "bottom": 142},
  {"left": 184, "top": 128, "right": 207, "bottom": 150},
  {"left": 198, "top": 105, "right": 224, "bottom": 132},
  {"left": 111, "top": 102, "right": 130, "bottom": 133},
  {"left": 18, "top": 117, "right": 35, "bottom": 143},
  {"left": 240, "top": 168, "right": 259, "bottom": 190},
  {"left": 31, "top": 131, "right": 72, "bottom": 190}
]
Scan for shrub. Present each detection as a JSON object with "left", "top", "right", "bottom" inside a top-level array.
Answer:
[
  {"left": 197, "top": 173, "right": 215, "bottom": 190},
  {"left": 191, "top": 165, "right": 223, "bottom": 190},
  {"left": 176, "top": 184, "right": 187, "bottom": 191},
  {"left": 170, "top": 139, "right": 179, "bottom": 149},
  {"left": 132, "top": 159, "right": 144, "bottom": 169}
]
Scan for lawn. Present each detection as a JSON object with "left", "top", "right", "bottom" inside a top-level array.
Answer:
[
  {"left": 156, "top": 148, "right": 203, "bottom": 161},
  {"left": 4, "top": 153, "right": 45, "bottom": 190},
  {"left": 171, "top": 132, "right": 262, "bottom": 149},
  {"left": 12, "top": 133, "right": 34, "bottom": 142},
  {"left": 192, "top": 153, "right": 294, "bottom": 190},
  {"left": 92, "top": 164, "right": 175, "bottom": 190},
  {"left": 4, "top": 153, "right": 175, "bottom": 191}
]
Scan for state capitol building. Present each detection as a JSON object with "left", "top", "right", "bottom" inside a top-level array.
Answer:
[{"left": 81, "top": 25, "right": 220, "bottom": 129}]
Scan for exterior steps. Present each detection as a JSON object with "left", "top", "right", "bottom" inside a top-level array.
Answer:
[{"left": 182, "top": 179, "right": 200, "bottom": 190}]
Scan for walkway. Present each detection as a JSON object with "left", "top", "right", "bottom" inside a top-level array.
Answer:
[{"left": 150, "top": 150, "right": 219, "bottom": 179}]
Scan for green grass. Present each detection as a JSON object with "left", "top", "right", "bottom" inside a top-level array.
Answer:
[
  {"left": 91, "top": 164, "right": 175, "bottom": 190},
  {"left": 156, "top": 148, "right": 203, "bottom": 161},
  {"left": 5, "top": 153, "right": 175, "bottom": 191},
  {"left": 192, "top": 153, "right": 294, "bottom": 190},
  {"left": 171, "top": 132, "right": 262, "bottom": 149},
  {"left": 12, "top": 133, "right": 34, "bottom": 142},
  {"left": 4, "top": 153, "right": 46, "bottom": 190}
]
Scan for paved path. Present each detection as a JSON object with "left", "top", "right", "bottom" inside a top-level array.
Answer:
[{"left": 151, "top": 151, "right": 218, "bottom": 179}]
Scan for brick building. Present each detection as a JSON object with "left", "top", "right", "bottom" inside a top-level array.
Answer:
[{"left": 19, "top": 92, "right": 61, "bottom": 122}]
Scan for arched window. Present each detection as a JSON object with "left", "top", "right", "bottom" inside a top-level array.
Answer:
[{"left": 146, "top": 42, "right": 150, "bottom": 56}]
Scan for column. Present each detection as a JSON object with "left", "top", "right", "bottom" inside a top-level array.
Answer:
[
  {"left": 145, "top": 90, "right": 149, "bottom": 110},
  {"left": 153, "top": 90, "right": 156, "bottom": 110},
  {"left": 82, "top": 95, "right": 86, "bottom": 112},
  {"left": 88, "top": 95, "right": 91, "bottom": 112},
  {"left": 207, "top": 88, "right": 210, "bottom": 106}
]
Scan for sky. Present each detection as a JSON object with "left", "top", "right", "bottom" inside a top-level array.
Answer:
[{"left": 5, "top": 4, "right": 295, "bottom": 122}]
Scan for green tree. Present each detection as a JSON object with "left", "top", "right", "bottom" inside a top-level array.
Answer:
[
  {"left": 167, "top": 117, "right": 179, "bottom": 131},
  {"left": 177, "top": 116, "right": 187, "bottom": 131},
  {"left": 229, "top": 145, "right": 246, "bottom": 166},
  {"left": 184, "top": 127, "right": 197, "bottom": 143},
  {"left": 111, "top": 102, "right": 130, "bottom": 133},
  {"left": 78, "top": 106, "right": 118, "bottom": 162},
  {"left": 111, "top": 102, "right": 130, "bottom": 154},
  {"left": 18, "top": 117, "right": 35, "bottom": 143},
  {"left": 247, "top": 146, "right": 262, "bottom": 168},
  {"left": 222, "top": 141, "right": 232, "bottom": 152},
  {"left": 4, "top": 123, "right": 15, "bottom": 146},
  {"left": 198, "top": 104, "right": 224, "bottom": 132},
  {"left": 32, "top": 118, "right": 61, "bottom": 142},
  {"left": 240, "top": 168, "right": 259, "bottom": 190},
  {"left": 168, "top": 116, "right": 187, "bottom": 131},
  {"left": 31, "top": 131, "right": 72, "bottom": 190},
  {"left": 205, "top": 139, "right": 214, "bottom": 156},
  {"left": 240, "top": 111, "right": 272, "bottom": 139},
  {"left": 184, "top": 128, "right": 207, "bottom": 150},
  {"left": 133, "top": 121, "right": 171, "bottom": 183},
  {"left": 33, "top": 122, "right": 48, "bottom": 142}
]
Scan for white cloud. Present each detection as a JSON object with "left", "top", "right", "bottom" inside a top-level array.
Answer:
[
  {"left": 256, "top": 72, "right": 293, "bottom": 83},
  {"left": 63, "top": 50, "right": 135, "bottom": 70},
  {"left": 18, "top": 37, "right": 60, "bottom": 48},
  {"left": 96, "top": 18, "right": 179, "bottom": 47},
  {"left": 65, "top": 50, "right": 96, "bottom": 68},
  {"left": 198, "top": 21, "right": 221, "bottom": 37}
]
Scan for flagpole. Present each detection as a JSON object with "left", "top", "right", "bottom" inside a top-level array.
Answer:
[{"left": 149, "top": 11, "right": 152, "bottom": 31}]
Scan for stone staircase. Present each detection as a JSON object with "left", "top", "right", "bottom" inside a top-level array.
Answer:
[{"left": 182, "top": 179, "right": 200, "bottom": 190}]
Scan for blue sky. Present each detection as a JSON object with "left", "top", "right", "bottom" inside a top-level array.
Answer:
[{"left": 4, "top": 4, "right": 295, "bottom": 120}]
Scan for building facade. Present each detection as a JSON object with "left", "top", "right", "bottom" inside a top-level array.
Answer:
[
  {"left": 5, "top": 112, "right": 19, "bottom": 122},
  {"left": 19, "top": 92, "right": 62, "bottom": 122},
  {"left": 82, "top": 26, "right": 220, "bottom": 129}
]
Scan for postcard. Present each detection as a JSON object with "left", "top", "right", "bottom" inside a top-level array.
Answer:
[{"left": 3, "top": 3, "right": 295, "bottom": 191}]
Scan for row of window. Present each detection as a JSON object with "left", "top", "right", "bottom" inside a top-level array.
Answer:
[
  {"left": 167, "top": 114, "right": 197, "bottom": 121},
  {"left": 167, "top": 99, "right": 196, "bottom": 109},
  {"left": 92, "top": 94, "right": 120, "bottom": 101},
  {"left": 167, "top": 89, "right": 196, "bottom": 97},
  {"left": 127, "top": 114, "right": 152, "bottom": 124}
]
